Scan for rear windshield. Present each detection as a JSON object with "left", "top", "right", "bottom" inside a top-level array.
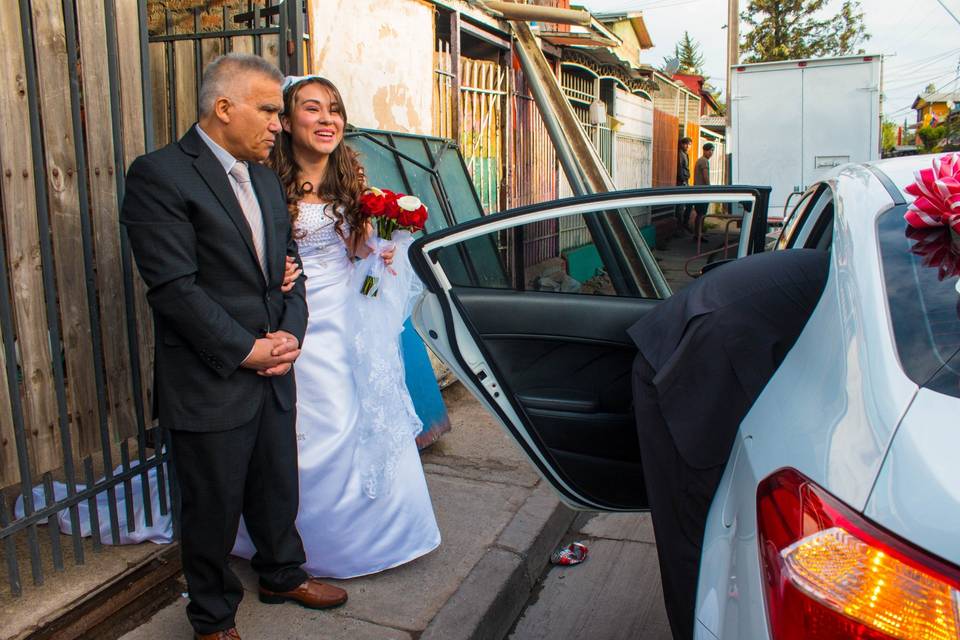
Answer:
[{"left": 878, "top": 207, "right": 960, "bottom": 398}]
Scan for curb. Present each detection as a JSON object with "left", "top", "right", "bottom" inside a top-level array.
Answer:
[{"left": 421, "top": 482, "right": 576, "bottom": 640}]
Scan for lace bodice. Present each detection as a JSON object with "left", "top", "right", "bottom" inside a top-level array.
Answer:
[{"left": 295, "top": 201, "right": 349, "bottom": 260}]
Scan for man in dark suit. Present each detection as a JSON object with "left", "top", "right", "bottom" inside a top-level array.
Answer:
[
  {"left": 628, "top": 249, "right": 830, "bottom": 640},
  {"left": 121, "top": 54, "right": 346, "bottom": 640}
]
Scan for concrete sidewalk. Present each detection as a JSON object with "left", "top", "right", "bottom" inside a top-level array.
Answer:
[{"left": 120, "top": 383, "right": 576, "bottom": 640}]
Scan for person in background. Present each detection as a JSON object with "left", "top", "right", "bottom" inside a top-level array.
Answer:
[
  {"left": 674, "top": 136, "right": 693, "bottom": 233},
  {"left": 691, "top": 142, "right": 715, "bottom": 242}
]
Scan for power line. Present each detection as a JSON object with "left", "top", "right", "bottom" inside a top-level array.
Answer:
[{"left": 935, "top": 0, "right": 960, "bottom": 27}]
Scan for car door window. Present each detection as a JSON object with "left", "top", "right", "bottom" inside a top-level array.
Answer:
[
  {"left": 434, "top": 192, "right": 765, "bottom": 299},
  {"left": 783, "top": 184, "right": 835, "bottom": 251}
]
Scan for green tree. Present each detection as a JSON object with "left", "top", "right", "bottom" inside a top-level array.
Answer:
[
  {"left": 881, "top": 120, "right": 898, "bottom": 154},
  {"left": 666, "top": 31, "right": 705, "bottom": 75},
  {"left": 740, "top": 0, "right": 870, "bottom": 63},
  {"left": 917, "top": 124, "right": 948, "bottom": 153}
]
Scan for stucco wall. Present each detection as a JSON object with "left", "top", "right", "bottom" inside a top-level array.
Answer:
[{"left": 308, "top": 0, "right": 435, "bottom": 134}]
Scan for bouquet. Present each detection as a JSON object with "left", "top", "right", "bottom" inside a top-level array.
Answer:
[{"left": 357, "top": 187, "right": 428, "bottom": 297}]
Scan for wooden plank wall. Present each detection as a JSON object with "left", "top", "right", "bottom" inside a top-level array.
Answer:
[
  {"left": 116, "top": 0, "right": 154, "bottom": 430},
  {"left": 0, "top": 3, "right": 60, "bottom": 482},
  {"left": 78, "top": 0, "right": 137, "bottom": 443},
  {"left": 32, "top": 0, "right": 99, "bottom": 458},
  {"left": 0, "top": 2, "right": 33, "bottom": 487},
  {"left": 0, "top": 1, "right": 150, "bottom": 488}
]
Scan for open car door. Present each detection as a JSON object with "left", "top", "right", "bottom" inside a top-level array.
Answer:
[{"left": 410, "top": 187, "right": 770, "bottom": 510}]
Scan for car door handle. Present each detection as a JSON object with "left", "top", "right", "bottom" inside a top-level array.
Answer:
[{"left": 517, "top": 388, "right": 599, "bottom": 413}]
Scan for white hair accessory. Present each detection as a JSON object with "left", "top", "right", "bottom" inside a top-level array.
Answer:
[{"left": 281, "top": 74, "right": 326, "bottom": 92}]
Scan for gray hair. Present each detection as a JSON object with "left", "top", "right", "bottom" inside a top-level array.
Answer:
[{"left": 198, "top": 53, "right": 283, "bottom": 117}]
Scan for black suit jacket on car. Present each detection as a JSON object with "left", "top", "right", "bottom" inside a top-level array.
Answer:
[
  {"left": 627, "top": 249, "right": 829, "bottom": 469},
  {"left": 121, "top": 125, "right": 307, "bottom": 432}
]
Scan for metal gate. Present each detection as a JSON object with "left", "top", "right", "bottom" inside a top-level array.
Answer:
[
  {"left": 0, "top": 0, "right": 304, "bottom": 602},
  {"left": 148, "top": 0, "right": 305, "bottom": 146}
]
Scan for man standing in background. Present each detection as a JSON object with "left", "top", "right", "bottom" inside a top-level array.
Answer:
[
  {"left": 691, "top": 142, "right": 714, "bottom": 241},
  {"left": 674, "top": 136, "right": 693, "bottom": 233}
]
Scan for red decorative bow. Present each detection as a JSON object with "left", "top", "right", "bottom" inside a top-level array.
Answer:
[
  {"left": 904, "top": 153, "right": 960, "bottom": 234},
  {"left": 906, "top": 226, "right": 960, "bottom": 281}
]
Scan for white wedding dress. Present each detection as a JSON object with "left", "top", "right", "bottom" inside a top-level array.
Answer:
[{"left": 232, "top": 201, "right": 440, "bottom": 578}]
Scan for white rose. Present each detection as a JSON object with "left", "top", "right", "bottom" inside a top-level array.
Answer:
[
  {"left": 366, "top": 186, "right": 384, "bottom": 197},
  {"left": 397, "top": 195, "right": 422, "bottom": 211}
]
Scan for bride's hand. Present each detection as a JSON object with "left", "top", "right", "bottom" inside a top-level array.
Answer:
[
  {"left": 381, "top": 247, "right": 395, "bottom": 267},
  {"left": 281, "top": 256, "right": 302, "bottom": 293}
]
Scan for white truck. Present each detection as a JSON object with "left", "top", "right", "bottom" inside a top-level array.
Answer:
[{"left": 729, "top": 54, "right": 882, "bottom": 219}]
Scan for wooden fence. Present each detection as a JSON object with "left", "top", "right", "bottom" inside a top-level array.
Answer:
[
  {"left": 434, "top": 46, "right": 506, "bottom": 213},
  {"left": 0, "top": 0, "right": 151, "bottom": 491},
  {"left": 652, "top": 109, "right": 680, "bottom": 187}
]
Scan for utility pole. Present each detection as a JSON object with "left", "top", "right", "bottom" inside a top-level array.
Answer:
[{"left": 726, "top": 0, "right": 739, "bottom": 129}]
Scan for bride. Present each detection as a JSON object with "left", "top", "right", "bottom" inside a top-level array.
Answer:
[{"left": 232, "top": 75, "right": 441, "bottom": 577}]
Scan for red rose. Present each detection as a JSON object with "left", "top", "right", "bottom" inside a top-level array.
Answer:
[
  {"left": 383, "top": 194, "right": 402, "bottom": 220},
  {"left": 359, "top": 189, "right": 387, "bottom": 218},
  {"left": 411, "top": 205, "right": 427, "bottom": 230}
]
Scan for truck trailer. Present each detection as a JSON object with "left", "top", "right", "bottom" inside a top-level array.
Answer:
[{"left": 729, "top": 54, "right": 883, "bottom": 219}]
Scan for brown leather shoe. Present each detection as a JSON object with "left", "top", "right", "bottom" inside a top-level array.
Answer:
[
  {"left": 259, "top": 578, "right": 348, "bottom": 609},
  {"left": 194, "top": 629, "right": 240, "bottom": 640}
]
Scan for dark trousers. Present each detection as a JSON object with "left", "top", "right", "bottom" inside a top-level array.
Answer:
[
  {"left": 692, "top": 203, "right": 709, "bottom": 237},
  {"left": 632, "top": 353, "right": 725, "bottom": 640},
  {"left": 169, "top": 387, "right": 307, "bottom": 634}
]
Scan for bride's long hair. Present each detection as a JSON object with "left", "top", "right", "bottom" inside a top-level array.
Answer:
[{"left": 268, "top": 77, "right": 366, "bottom": 242}]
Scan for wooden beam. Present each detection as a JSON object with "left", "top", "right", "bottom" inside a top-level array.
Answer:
[{"left": 450, "top": 11, "right": 461, "bottom": 144}]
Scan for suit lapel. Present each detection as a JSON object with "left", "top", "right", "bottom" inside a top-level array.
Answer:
[
  {"left": 192, "top": 151, "right": 261, "bottom": 271},
  {"left": 250, "top": 166, "right": 277, "bottom": 285},
  {"left": 180, "top": 127, "right": 265, "bottom": 277}
]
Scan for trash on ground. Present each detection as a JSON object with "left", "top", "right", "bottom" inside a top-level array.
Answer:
[{"left": 550, "top": 541, "right": 588, "bottom": 566}]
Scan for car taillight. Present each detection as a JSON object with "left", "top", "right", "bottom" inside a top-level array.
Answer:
[{"left": 757, "top": 468, "right": 960, "bottom": 640}]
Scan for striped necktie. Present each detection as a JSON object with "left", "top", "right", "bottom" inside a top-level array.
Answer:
[{"left": 228, "top": 161, "right": 268, "bottom": 278}]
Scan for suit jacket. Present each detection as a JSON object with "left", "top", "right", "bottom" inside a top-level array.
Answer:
[
  {"left": 121, "top": 125, "right": 307, "bottom": 432},
  {"left": 628, "top": 249, "right": 829, "bottom": 468},
  {"left": 677, "top": 152, "right": 690, "bottom": 186}
]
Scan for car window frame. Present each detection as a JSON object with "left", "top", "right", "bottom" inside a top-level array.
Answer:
[
  {"left": 777, "top": 184, "right": 822, "bottom": 250},
  {"left": 789, "top": 182, "right": 836, "bottom": 250}
]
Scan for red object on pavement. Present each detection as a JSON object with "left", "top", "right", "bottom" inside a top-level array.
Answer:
[{"left": 550, "top": 542, "right": 588, "bottom": 566}]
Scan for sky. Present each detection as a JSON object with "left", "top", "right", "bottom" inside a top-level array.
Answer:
[{"left": 578, "top": 0, "right": 960, "bottom": 124}]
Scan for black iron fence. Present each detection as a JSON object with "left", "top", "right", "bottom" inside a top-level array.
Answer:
[{"left": 0, "top": 0, "right": 303, "bottom": 600}]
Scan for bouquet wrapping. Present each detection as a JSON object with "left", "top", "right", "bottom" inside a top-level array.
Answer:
[{"left": 348, "top": 188, "right": 429, "bottom": 498}]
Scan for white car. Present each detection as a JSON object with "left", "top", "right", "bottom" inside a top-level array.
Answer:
[{"left": 409, "top": 154, "right": 960, "bottom": 640}]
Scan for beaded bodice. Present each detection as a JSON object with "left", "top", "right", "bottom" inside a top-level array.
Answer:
[{"left": 295, "top": 201, "right": 348, "bottom": 261}]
